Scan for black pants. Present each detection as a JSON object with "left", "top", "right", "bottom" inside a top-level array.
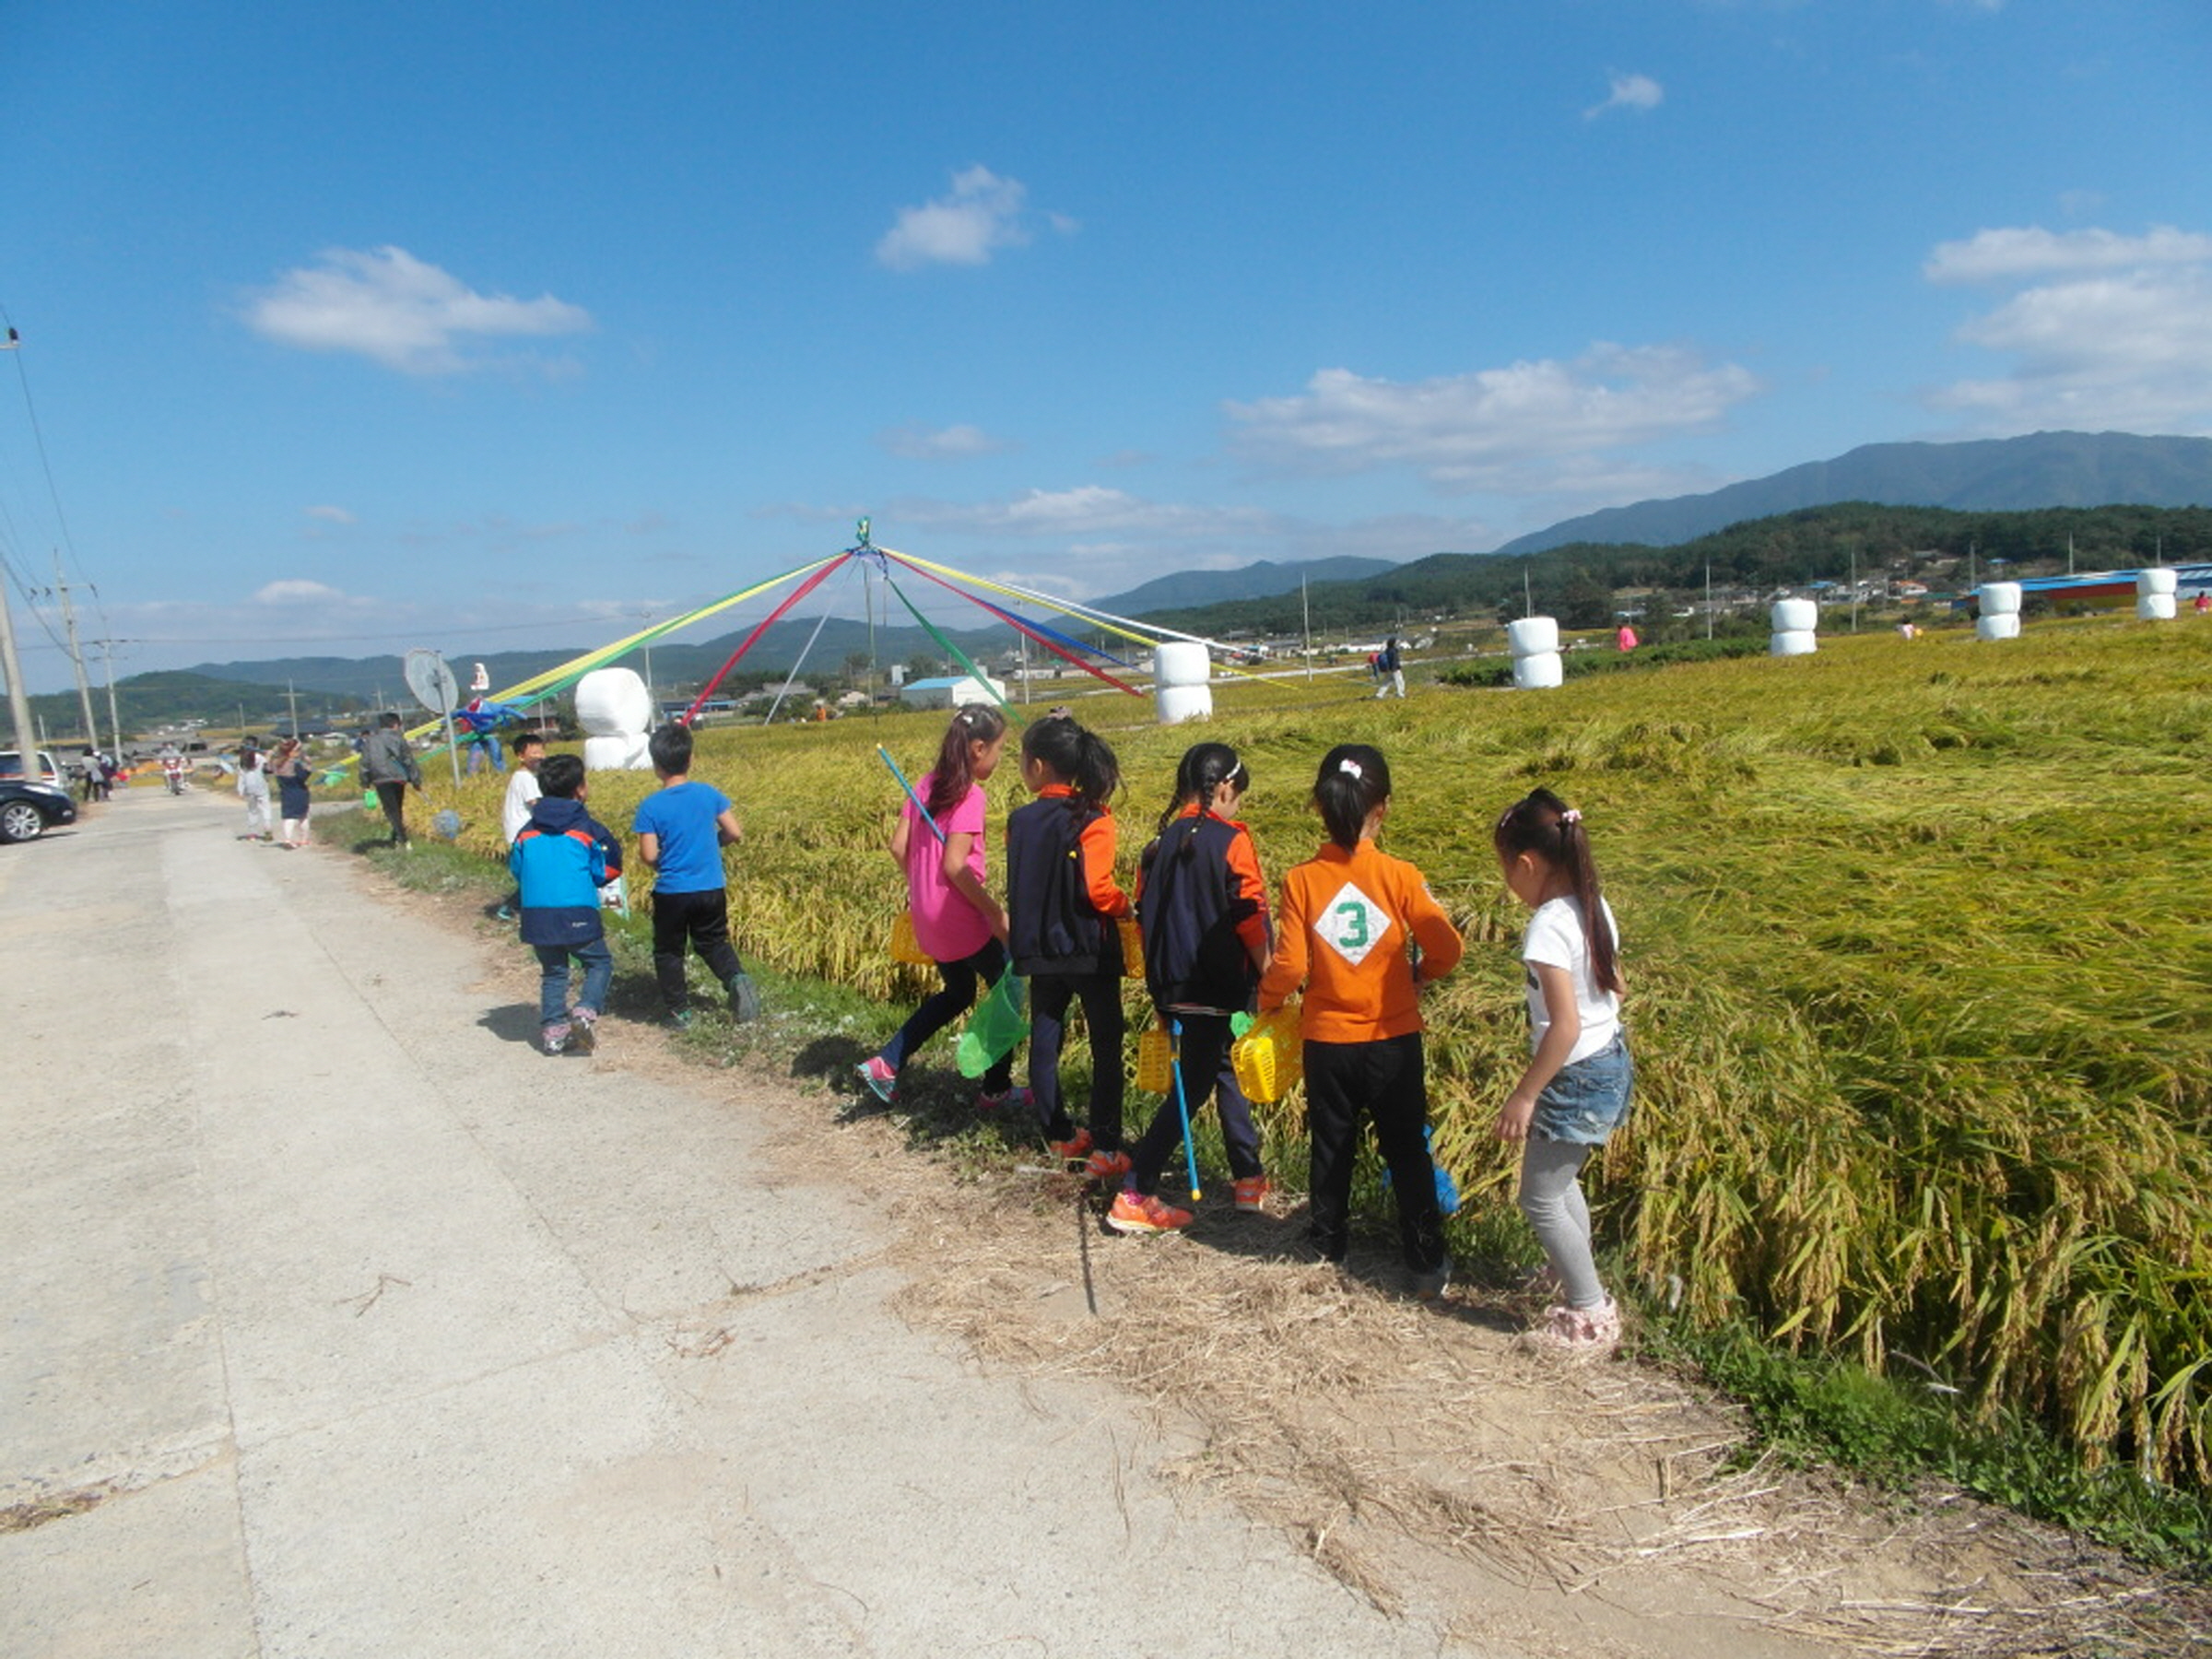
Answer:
[
  {"left": 1303, "top": 1033, "right": 1444, "bottom": 1273},
  {"left": 1029, "top": 971, "right": 1127, "bottom": 1149},
  {"left": 373, "top": 781, "right": 409, "bottom": 843},
  {"left": 879, "top": 939, "right": 1012, "bottom": 1094},
  {"left": 652, "top": 887, "right": 744, "bottom": 1012},
  {"left": 1129, "top": 1011, "right": 1262, "bottom": 1194}
]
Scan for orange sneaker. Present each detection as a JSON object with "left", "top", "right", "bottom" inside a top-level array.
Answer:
[
  {"left": 1106, "top": 1192, "right": 1193, "bottom": 1235},
  {"left": 1232, "top": 1175, "right": 1270, "bottom": 1213},
  {"left": 1084, "top": 1148, "right": 1133, "bottom": 1182},
  {"left": 1047, "top": 1127, "right": 1094, "bottom": 1163}
]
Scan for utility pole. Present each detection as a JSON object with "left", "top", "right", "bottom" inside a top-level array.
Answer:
[
  {"left": 1301, "top": 575, "right": 1312, "bottom": 682},
  {"left": 0, "top": 561, "right": 39, "bottom": 771},
  {"left": 96, "top": 638, "right": 124, "bottom": 751},
  {"left": 1705, "top": 562, "right": 1713, "bottom": 640},
  {"left": 54, "top": 551, "right": 102, "bottom": 750},
  {"left": 0, "top": 329, "right": 38, "bottom": 766},
  {"left": 286, "top": 679, "right": 300, "bottom": 737}
]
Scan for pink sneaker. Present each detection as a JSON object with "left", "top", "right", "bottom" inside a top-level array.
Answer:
[
  {"left": 855, "top": 1056, "right": 897, "bottom": 1101},
  {"left": 978, "top": 1085, "right": 1034, "bottom": 1115}
]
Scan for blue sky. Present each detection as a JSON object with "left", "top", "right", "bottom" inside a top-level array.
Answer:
[{"left": 3, "top": 0, "right": 2207, "bottom": 689}]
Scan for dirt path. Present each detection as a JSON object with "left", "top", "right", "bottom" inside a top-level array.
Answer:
[{"left": 2, "top": 791, "right": 2197, "bottom": 1657}]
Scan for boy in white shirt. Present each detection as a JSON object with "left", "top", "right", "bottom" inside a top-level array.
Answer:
[{"left": 496, "top": 733, "right": 547, "bottom": 922}]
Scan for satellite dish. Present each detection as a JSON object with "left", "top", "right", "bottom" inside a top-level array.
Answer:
[{"left": 404, "top": 649, "right": 459, "bottom": 716}]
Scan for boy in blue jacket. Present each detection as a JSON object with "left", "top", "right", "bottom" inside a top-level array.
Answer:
[{"left": 509, "top": 753, "right": 624, "bottom": 1055}]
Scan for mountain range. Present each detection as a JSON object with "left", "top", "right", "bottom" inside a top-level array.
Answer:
[{"left": 1492, "top": 430, "right": 2212, "bottom": 556}]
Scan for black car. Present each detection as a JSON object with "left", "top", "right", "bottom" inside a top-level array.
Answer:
[{"left": 0, "top": 778, "right": 77, "bottom": 842}]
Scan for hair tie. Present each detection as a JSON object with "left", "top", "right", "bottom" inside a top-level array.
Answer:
[
  {"left": 1560, "top": 808, "right": 1583, "bottom": 826},
  {"left": 1338, "top": 758, "right": 1363, "bottom": 779}
]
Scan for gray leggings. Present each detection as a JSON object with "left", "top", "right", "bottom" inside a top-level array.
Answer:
[{"left": 1517, "top": 1137, "right": 1606, "bottom": 1310}]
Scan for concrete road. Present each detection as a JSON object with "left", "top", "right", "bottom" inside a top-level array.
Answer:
[{"left": 2, "top": 793, "right": 1485, "bottom": 1658}]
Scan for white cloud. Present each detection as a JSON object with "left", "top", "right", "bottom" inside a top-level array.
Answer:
[
  {"left": 253, "top": 579, "right": 362, "bottom": 606},
  {"left": 1925, "top": 225, "right": 2212, "bottom": 283},
  {"left": 243, "top": 246, "right": 594, "bottom": 374},
  {"left": 1924, "top": 225, "right": 2212, "bottom": 433},
  {"left": 1223, "top": 346, "right": 1761, "bottom": 493},
  {"left": 1586, "top": 73, "right": 1664, "bottom": 119},
  {"left": 875, "top": 167, "right": 1069, "bottom": 270},
  {"left": 303, "top": 504, "right": 356, "bottom": 524},
  {"left": 877, "top": 422, "right": 1017, "bottom": 460}
]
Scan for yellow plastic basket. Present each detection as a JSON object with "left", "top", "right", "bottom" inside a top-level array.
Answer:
[
  {"left": 1230, "top": 1004, "right": 1303, "bottom": 1104},
  {"left": 888, "top": 909, "right": 933, "bottom": 966}
]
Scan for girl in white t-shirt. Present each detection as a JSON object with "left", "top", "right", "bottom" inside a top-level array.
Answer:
[{"left": 1493, "top": 789, "right": 1631, "bottom": 1355}]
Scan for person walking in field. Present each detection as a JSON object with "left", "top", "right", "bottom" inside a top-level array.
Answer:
[
  {"left": 1492, "top": 788, "right": 1631, "bottom": 1356},
  {"left": 359, "top": 712, "right": 421, "bottom": 848},
  {"left": 511, "top": 753, "right": 624, "bottom": 1056},
  {"left": 857, "top": 703, "right": 1023, "bottom": 1111},
  {"left": 1371, "top": 635, "right": 1406, "bottom": 699},
  {"left": 1110, "top": 742, "right": 1273, "bottom": 1236},
  {"left": 633, "top": 723, "right": 759, "bottom": 1027},
  {"left": 1006, "top": 712, "right": 1132, "bottom": 1178},
  {"left": 1258, "top": 744, "right": 1461, "bottom": 1294}
]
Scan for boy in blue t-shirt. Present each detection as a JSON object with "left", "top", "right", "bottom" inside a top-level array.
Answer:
[
  {"left": 509, "top": 754, "right": 625, "bottom": 1055},
  {"left": 632, "top": 724, "right": 760, "bottom": 1026}
]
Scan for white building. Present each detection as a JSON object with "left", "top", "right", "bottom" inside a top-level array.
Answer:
[{"left": 899, "top": 673, "right": 1007, "bottom": 711}]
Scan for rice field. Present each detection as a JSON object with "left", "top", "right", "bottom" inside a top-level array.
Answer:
[{"left": 425, "top": 616, "right": 2212, "bottom": 1492}]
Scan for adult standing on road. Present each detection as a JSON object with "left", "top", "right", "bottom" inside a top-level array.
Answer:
[
  {"left": 270, "top": 736, "right": 314, "bottom": 848},
  {"left": 237, "top": 742, "right": 273, "bottom": 841},
  {"left": 360, "top": 712, "right": 422, "bottom": 849}
]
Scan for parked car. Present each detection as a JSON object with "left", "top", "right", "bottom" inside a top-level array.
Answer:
[
  {"left": 0, "top": 748, "right": 65, "bottom": 785},
  {"left": 0, "top": 777, "right": 77, "bottom": 842}
]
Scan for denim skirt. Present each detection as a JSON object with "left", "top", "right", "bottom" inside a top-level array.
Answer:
[{"left": 1531, "top": 1031, "right": 1633, "bottom": 1146}]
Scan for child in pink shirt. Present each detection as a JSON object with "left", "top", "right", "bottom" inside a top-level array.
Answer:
[{"left": 858, "top": 704, "right": 1025, "bottom": 1111}]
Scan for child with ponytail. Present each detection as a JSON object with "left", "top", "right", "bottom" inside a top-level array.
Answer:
[
  {"left": 1492, "top": 788, "right": 1631, "bottom": 1355},
  {"left": 858, "top": 704, "right": 1024, "bottom": 1110},
  {"left": 1110, "top": 742, "right": 1272, "bottom": 1235},
  {"left": 1005, "top": 712, "right": 1131, "bottom": 1178},
  {"left": 1258, "top": 744, "right": 1462, "bottom": 1295}
]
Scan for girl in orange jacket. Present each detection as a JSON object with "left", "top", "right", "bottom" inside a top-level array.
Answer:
[{"left": 1258, "top": 743, "right": 1463, "bottom": 1293}]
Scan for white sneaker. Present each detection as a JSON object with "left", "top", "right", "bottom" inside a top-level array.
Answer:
[{"left": 1520, "top": 1298, "right": 1621, "bottom": 1357}]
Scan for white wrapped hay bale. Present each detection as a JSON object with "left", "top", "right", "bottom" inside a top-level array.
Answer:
[
  {"left": 1153, "top": 641, "right": 1213, "bottom": 724},
  {"left": 1770, "top": 629, "right": 1818, "bottom": 657},
  {"left": 1507, "top": 617, "right": 1559, "bottom": 658},
  {"left": 1977, "top": 614, "right": 2022, "bottom": 641},
  {"left": 1512, "top": 652, "right": 1564, "bottom": 689},
  {"left": 1978, "top": 582, "right": 2023, "bottom": 617},
  {"left": 2138, "top": 567, "right": 2179, "bottom": 596},
  {"left": 1155, "top": 683, "right": 1214, "bottom": 724},
  {"left": 576, "top": 667, "right": 653, "bottom": 735},
  {"left": 1771, "top": 597, "right": 1818, "bottom": 634},
  {"left": 575, "top": 667, "right": 655, "bottom": 771},
  {"left": 2138, "top": 593, "right": 2179, "bottom": 621}
]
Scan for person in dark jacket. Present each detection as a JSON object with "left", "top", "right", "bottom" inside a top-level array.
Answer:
[
  {"left": 1006, "top": 712, "right": 1131, "bottom": 1178},
  {"left": 1109, "top": 742, "right": 1274, "bottom": 1236},
  {"left": 509, "top": 754, "right": 624, "bottom": 1055},
  {"left": 359, "top": 712, "right": 422, "bottom": 847}
]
